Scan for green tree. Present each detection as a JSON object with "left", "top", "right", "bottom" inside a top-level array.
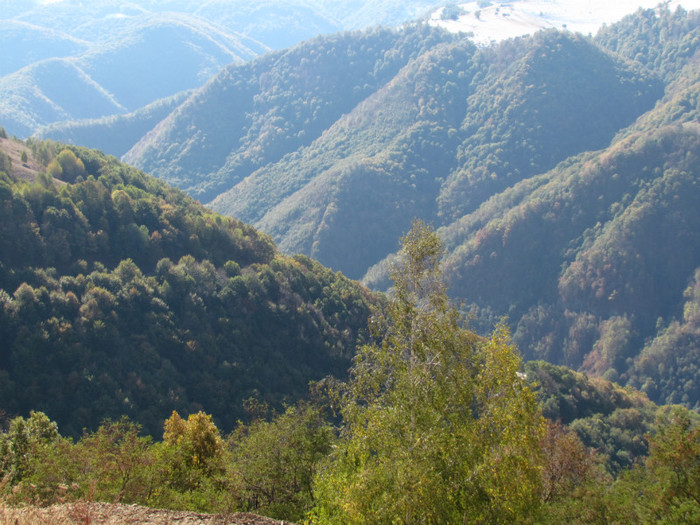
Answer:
[
  {"left": 72, "top": 417, "right": 154, "bottom": 503},
  {"left": 0, "top": 151, "right": 11, "bottom": 175},
  {"left": 229, "top": 404, "right": 334, "bottom": 521},
  {"left": 162, "top": 411, "right": 224, "bottom": 474},
  {"left": 54, "top": 149, "right": 86, "bottom": 183},
  {"left": 149, "top": 411, "right": 228, "bottom": 511},
  {"left": 604, "top": 407, "right": 700, "bottom": 524},
  {"left": 312, "top": 220, "right": 545, "bottom": 524},
  {"left": 0, "top": 411, "right": 60, "bottom": 484}
]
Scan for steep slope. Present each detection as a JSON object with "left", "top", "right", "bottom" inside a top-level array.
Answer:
[
  {"left": 0, "top": 138, "right": 378, "bottom": 437},
  {"left": 192, "top": 0, "right": 342, "bottom": 50},
  {"left": 192, "top": 29, "right": 657, "bottom": 279},
  {"left": 0, "top": 14, "right": 264, "bottom": 137},
  {"left": 34, "top": 91, "right": 192, "bottom": 158},
  {"left": 124, "top": 25, "right": 457, "bottom": 201},
  {"left": 439, "top": 124, "right": 700, "bottom": 377},
  {"left": 75, "top": 14, "right": 262, "bottom": 110},
  {"left": 358, "top": 7, "right": 700, "bottom": 409},
  {"left": 6, "top": 0, "right": 444, "bottom": 50},
  {"left": 0, "top": 59, "right": 126, "bottom": 137},
  {"left": 211, "top": 40, "right": 476, "bottom": 278}
]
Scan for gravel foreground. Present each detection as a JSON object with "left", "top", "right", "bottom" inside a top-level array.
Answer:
[{"left": 0, "top": 502, "right": 295, "bottom": 524}]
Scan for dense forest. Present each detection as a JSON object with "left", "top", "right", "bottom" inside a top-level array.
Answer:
[
  {"left": 0, "top": 135, "right": 377, "bottom": 437},
  {"left": 2, "top": 4, "right": 700, "bottom": 523},
  {"left": 1, "top": 219, "right": 698, "bottom": 523},
  {"left": 107, "top": 6, "right": 700, "bottom": 411}
]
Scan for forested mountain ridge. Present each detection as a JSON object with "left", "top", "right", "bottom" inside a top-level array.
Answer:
[
  {"left": 0, "top": 135, "right": 378, "bottom": 438},
  {"left": 126, "top": 23, "right": 661, "bottom": 277},
  {"left": 123, "top": 25, "right": 459, "bottom": 202},
  {"left": 123, "top": 6, "right": 700, "bottom": 410}
]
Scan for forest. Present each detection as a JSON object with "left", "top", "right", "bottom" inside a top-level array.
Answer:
[
  {"left": 0, "top": 137, "right": 377, "bottom": 437},
  {"left": 0, "top": 210, "right": 698, "bottom": 523},
  {"left": 1, "top": 3, "right": 700, "bottom": 524},
  {"left": 110, "top": 6, "right": 700, "bottom": 413}
]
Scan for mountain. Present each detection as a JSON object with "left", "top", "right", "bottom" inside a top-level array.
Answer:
[
  {"left": 0, "top": 19, "right": 89, "bottom": 77},
  {"left": 35, "top": 91, "right": 192, "bottom": 159},
  {"left": 125, "top": 23, "right": 661, "bottom": 279},
  {"left": 0, "top": 1, "right": 447, "bottom": 141},
  {"left": 0, "top": 135, "right": 378, "bottom": 438},
  {"left": 123, "top": 25, "right": 458, "bottom": 202},
  {"left": 3, "top": 0, "right": 444, "bottom": 50},
  {"left": 0, "top": 13, "right": 264, "bottom": 137},
  {"left": 123, "top": 6, "right": 700, "bottom": 410}
]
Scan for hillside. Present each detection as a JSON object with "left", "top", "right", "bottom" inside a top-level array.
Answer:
[
  {"left": 0, "top": 136, "right": 378, "bottom": 438},
  {"left": 4, "top": 0, "right": 444, "bottom": 51},
  {"left": 0, "top": 19, "right": 89, "bottom": 77},
  {"left": 0, "top": 14, "right": 264, "bottom": 137},
  {"left": 127, "top": 23, "right": 661, "bottom": 278},
  {"left": 123, "top": 25, "right": 459, "bottom": 202},
  {"left": 121, "top": 7, "right": 700, "bottom": 409},
  {"left": 0, "top": 0, "right": 451, "bottom": 141},
  {"left": 35, "top": 91, "right": 192, "bottom": 159}
]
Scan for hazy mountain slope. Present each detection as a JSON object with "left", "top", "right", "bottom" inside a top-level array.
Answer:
[
  {"left": 0, "top": 1, "right": 446, "bottom": 143},
  {"left": 34, "top": 91, "right": 192, "bottom": 158},
  {"left": 5, "top": 0, "right": 444, "bottom": 50},
  {"left": 0, "top": 137, "right": 378, "bottom": 437},
  {"left": 192, "top": 0, "right": 342, "bottom": 50},
  {"left": 198, "top": 29, "right": 658, "bottom": 279},
  {"left": 75, "top": 14, "right": 261, "bottom": 110},
  {"left": 124, "top": 25, "right": 457, "bottom": 201},
  {"left": 0, "top": 13, "right": 264, "bottom": 137},
  {"left": 0, "top": 20, "right": 88, "bottom": 76},
  {"left": 0, "top": 59, "right": 126, "bottom": 137}
]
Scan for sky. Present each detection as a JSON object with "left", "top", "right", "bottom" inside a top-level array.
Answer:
[{"left": 429, "top": 0, "right": 700, "bottom": 44}]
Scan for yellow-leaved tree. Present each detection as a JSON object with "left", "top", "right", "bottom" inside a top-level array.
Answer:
[{"left": 312, "top": 220, "right": 545, "bottom": 524}]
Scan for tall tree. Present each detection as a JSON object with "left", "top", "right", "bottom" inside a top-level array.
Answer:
[{"left": 312, "top": 220, "right": 545, "bottom": 524}]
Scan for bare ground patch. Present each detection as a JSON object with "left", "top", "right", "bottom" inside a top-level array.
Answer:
[{"left": 0, "top": 502, "right": 295, "bottom": 525}]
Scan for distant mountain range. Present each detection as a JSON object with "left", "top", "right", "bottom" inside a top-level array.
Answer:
[
  {"left": 0, "top": 0, "right": 447, "bottom": 138},
  {"left": 4, "top": 3, "right": 700, "bottom": 411},
  {"left": 0, "top": 13, "right": 265, "bottom": 136},
  {"left": 114, "top": 6, "right": 700, "bottom": 410},
  {"left": 11, "top": 1, "right": 698, "bottom": 140}
]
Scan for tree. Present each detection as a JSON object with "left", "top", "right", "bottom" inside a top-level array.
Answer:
[
  {"left": 0, "top": 411, "right": 60, "bottom": 484},
  {"left": 312, "top": 220, "right": 545, "bottom": 524},
  {"left": 0, "top": 151, "right": 11, "bottom": 175},
  {"left": 228, "top": 404, "right": 334, "bottom": 521},
  {"left": 162, "top": 411, "right": 224, "bottom": 474},
  {"left": 54, "top": 149, "right": 86, "bottom": 183},
  {"left": 73, "top": 417, "right": 154, "bottom": 503},
  {"left": 149, "top": 411, "right": 228, "bottom": 511}
]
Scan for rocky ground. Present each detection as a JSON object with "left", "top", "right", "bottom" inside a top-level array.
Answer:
[{"left": 0, "top": 502, "right": 294, "bottom": 524}]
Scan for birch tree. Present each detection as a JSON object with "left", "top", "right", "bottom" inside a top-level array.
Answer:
[{"left": 313, "top": 220, "right": 544, "bottom": 524}]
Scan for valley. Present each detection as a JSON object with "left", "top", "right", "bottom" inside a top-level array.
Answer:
[{"left": 1, "top": 1, "right": 700, "bottom": 523}]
